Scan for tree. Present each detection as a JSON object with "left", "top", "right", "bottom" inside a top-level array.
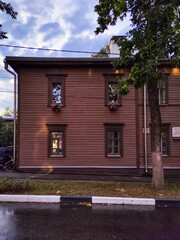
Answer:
[
  {"left": 0, "top": 1, "right": 17, "bottom": 39},
  {"left": 3, "top": 107, "right": 13, "bottom": 116},
  {"left": 91, "top": 42, "right": 110, "bottom": 57},
  {"left": 95, "top": 0, "right": 180, "bottom": 189},
  {"left": 0, "top": 117, "right": 13, "bottom": 147}
]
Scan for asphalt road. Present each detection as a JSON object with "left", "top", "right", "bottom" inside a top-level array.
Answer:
[{"left": 0, "top": 203, "right": 180, "bottom": 240}]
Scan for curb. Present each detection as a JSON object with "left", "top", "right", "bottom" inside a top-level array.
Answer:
[
  {"left": 0, "top": 195, "right": 60, "bottom": 203},
  {"left": 0, "top": 195, "right": 179, "bottom": 207}
]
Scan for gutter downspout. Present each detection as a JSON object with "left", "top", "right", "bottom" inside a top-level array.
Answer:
[
  {"left": 4, "top": 61, "right": 17, "bottom": 164},
  {"left": 144, "top": 84, "right": 148, "bottom": 173}
]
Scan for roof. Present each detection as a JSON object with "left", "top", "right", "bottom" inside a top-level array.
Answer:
[
  {"left": 5, "top": 56, "right": 172, "bottom": 73},
  {"left": 1, "top": 116, "right": 14, "bottom": 121},
  {"left": 5, "top": 57, "right": 117, "bottom": 72},
  {"left": 110, "top": 36, "right": 126, "bottom": 41}
]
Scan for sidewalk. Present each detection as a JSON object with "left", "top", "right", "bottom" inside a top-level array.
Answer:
[
  {"left": 0, "top": 169, "right": 180, "bottom": 183},
  {"left": 0, "top": 169, "right": 152, "bottom": 182},
  {"left": 0, "top": 169, "right": 180, "bottom": 207}
]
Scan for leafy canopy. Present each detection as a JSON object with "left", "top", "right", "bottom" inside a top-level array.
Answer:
[
  {"left": 0, "top": 0, "right": 17, "bottom": 39},
  {"left": 95, "top": 0, "right": 180, "bottom": 94},
  {"left": 0, "top": 117, "right": 13, "bottom": 147},
  {"left": 91, "top": 42, "right": 110, "bottom": 57}
]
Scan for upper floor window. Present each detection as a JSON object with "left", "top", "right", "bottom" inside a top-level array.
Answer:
[
  {"left": 104, "top": 75, "right": 122, "bottom": 105},
  {"left": 52, "top": 84, "right": 61, "bottom": 104},
  {"left": 47, "top": 74, "right": 67, "bottom": 106},
  {"left": 105, "top": 124, "right": 123, "bottom": 157},
  {"left": 158, "top": 79, "right": 168, "bottom": 105},
  {"left": 109, "top": 82, "right": 119, "bottom": 103}
]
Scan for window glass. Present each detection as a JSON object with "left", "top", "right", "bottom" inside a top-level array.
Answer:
[
  {"left": 158, "top": 79, "right": 167, "bottom": 104},
  {"left": 107, "top": 130, "right": 120, "bottom": 156},
  {"left": 51, "top": 132, "right": 63, "bottom": 155},
  {"left": 52, "top": 84, "right": 61, "bottom": 104},
  {"left": 109, "top": 82, "right": 118, "bottom": 103},
  {"left": 161, "top": 130, "right": 168, "bottom": 155}
]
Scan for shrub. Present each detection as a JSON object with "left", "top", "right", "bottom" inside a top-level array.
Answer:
[{"left": 0, "top": 177, "right": 32, "bottom": 193}]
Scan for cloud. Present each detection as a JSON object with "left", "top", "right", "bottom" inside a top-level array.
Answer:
[
  {"left": 0, "top": 0, "right": 131, "bottom": 112},
  {"left": 39, "top": 22, "right": 64, "bottom": 41},
  {"left": 0, "top": 79, "right": 14, "bottom": 90},
  {"left": 11, "top": 17, "right": 37, "bottom": 40}
]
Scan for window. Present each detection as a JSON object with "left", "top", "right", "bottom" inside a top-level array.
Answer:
[
  {"left": 161, "top": 124, "right": 170, "bottom": 156},
  {"left": 47, "top": 125, "right": 66, "bottom": 157},
  {"left": 158, "top": 79, "right": 168, "bottom": 105},
  {"left": 47, "top": 74, "right": 67, "bottom": 106},
  {"left": 105, "top": 124, "right": 123, "bottom": 157},
  {"left": 105, "top": 76, "right": 122, "bottom": 105},
  {"left": 52, "top": 84, "right": 61, "bottom": 104},
  {"left": 51, "top": 132, "right": 63, "bottom": 155}
]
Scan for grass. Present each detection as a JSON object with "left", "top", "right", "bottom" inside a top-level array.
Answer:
[{"left": 0, "top": 177, "right": 180, "bottom": 199}]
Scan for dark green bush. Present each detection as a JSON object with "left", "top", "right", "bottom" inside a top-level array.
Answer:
[{"left": 0, "top": 177, "right": 32, "bottom": 193}]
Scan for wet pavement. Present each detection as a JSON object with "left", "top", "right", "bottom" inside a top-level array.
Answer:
[{"left": 0, "top": 203, "right": 180, "bottom": 240}]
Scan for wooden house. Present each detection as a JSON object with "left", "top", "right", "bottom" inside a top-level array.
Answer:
[{"left": 5, "top": 57, "right": 180, "bottom": 174}]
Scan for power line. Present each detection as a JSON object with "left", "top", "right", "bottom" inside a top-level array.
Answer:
[
  {"left": 0, "top": 44, "right": 119, "bottom": 56},
  {"left": 0, "top": 90, "right": 16, "bottom": 93},
  {"left": 0, "top": 76, "right": 12, "bottom": 78}
]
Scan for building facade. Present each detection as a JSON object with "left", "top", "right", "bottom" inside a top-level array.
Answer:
[{"left": 5, "top": 57, "right": 180, "bottom": 174}]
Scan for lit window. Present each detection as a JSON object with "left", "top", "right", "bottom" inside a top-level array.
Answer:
[
  {"left": 51, "top": 132, "right": 63, "bottom": 155},
  {"left": 47, "top": 125, "right": 66, "bottom": 157}
]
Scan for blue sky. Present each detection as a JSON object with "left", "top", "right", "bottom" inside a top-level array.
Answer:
[{"left": 0, "top": 0, "right": 131, "bottom": 115}]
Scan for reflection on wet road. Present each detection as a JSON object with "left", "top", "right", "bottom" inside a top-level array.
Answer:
[{"left": 0, "top": 203, "right": 180, "bottom": 240}]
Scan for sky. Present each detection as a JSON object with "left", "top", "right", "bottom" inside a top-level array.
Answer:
[{"left": 0, "top": 0, "right": 131, "bottom": 116}]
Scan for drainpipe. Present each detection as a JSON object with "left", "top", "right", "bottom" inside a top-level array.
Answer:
[
  {"left": 144, "top": 84, "right": 148, "bottom": 173},
  {"left": 4, "top": 61, "right": 17, "bottom": 164}
]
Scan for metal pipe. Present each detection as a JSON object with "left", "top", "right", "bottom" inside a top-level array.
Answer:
[
  {"left": 4, "top": 61, "right": 17, "bottom": 164},
  {"left": 144, "top": 84, "right": 148, "bottom": 173}
]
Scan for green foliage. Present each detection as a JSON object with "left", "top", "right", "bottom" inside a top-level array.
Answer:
[
  {"left": 91, "top": 42, "right": 110, "bottom": 57},
  {"left": 95, "top": 0, "right": 180, "bottom": 188},
  {"left": 0, "top": 117, "right": 13, "bottom": 147},
  {"left": 0, "top": 177, "right": 32, "bottom": 194},
  {"left": 95, "top": 0, "right": 128, "bottom": 34},
  {"left": 0, "top": 1, "right": 17, "bottom": 39},
  {"left": 95, "top": 0, "right": 180, "bottom": 92},
  {"left": 3, "top": 107, "right": 13, "bottom": 116}
]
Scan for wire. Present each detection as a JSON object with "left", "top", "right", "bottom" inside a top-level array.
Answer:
[
  {"left": 0, "top": 90, "right": 16, "bottom": 93},
  {"left": 0, "top": 44, "right": 119, "bottom": 56},
  {"left": 0, "top": 76, "right": 12, "bottom": 78}
]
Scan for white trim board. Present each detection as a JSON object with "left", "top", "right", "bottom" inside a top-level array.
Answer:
[{"left": 18, "top": 166, "right": 137, "bottom": 169}]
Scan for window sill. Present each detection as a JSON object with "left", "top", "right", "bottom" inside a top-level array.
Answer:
[
  {"left": 48, "top": 104, "right": 64, "bottom": 107},
  {"left": 159, "top": 104, "right": 168, "bottom": 106},
  {"left": 107, "top": 155, "right": 121, "bottom": 158},
  {"left": 50, "top": 155, "right": 64, "bottom": 158},
  {"left": 105, "top": 103, "right": 121, "bottom": 106}
]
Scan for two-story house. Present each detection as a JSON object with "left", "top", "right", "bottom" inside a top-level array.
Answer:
[{"left": 5, "top": 57, "right": 180, "bottom": 175}]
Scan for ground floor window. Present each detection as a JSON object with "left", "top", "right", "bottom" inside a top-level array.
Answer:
[
  {"left": 105, "top": 123, "right": 123, "bottom": 157},
  {"left": 161, "top": 124, "right": 170, "bottom": 156},
  {"left": 51, "top": 132, "right": 63, "bottom": 155},
  {"left": 47, "top": 124, "right": 66, "bottom": 157}
]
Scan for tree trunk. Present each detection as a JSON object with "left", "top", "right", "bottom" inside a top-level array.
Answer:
[{"left": 147, "top": 78, "right": 164, "bottom": 189}]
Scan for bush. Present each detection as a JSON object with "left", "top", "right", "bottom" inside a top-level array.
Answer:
[
  {"left": 0, "top": 117, "right": 14, "bottom": 147},
  {"left": 0, "top": 177, "right": 32, "bottom": 193}
]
